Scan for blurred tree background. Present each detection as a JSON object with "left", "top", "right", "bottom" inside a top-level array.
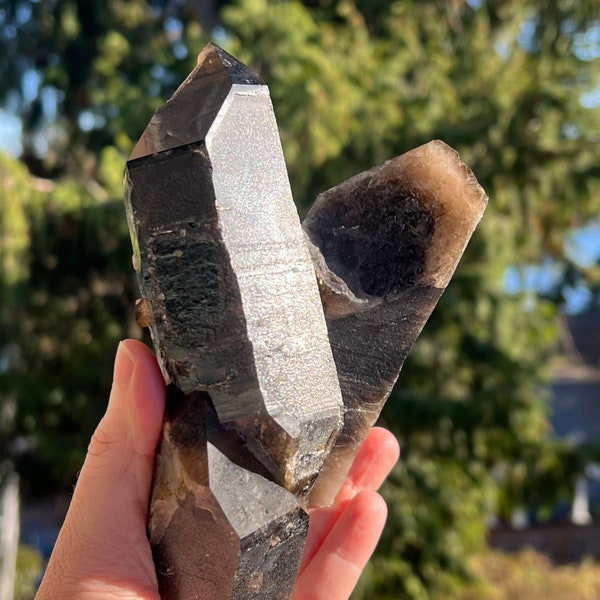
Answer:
[{"left": 0, "top": 0, "right": 598, "bottom": 598}]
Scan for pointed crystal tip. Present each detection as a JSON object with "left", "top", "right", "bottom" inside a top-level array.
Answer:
[
  {"left": 196, "top": 42, "right": 265, "bottom": 86},
  {"left": 129, "top": 43, "right": 265, "bottom": 161}
]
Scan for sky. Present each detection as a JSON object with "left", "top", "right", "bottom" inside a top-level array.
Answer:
[
  {"left": 0, "top": 110, "right": 22, "bottom": 156},
  {"left": 503, "top": 221, "right": 600, "bottom": 313}
]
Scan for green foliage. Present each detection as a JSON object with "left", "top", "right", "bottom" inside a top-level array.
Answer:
[
  {"left": 14, "top": 544, "right": 43, "bottom": 600},
  {"left": 0, "top": 0, "right": 598, "bottom": 597},
  {"left": 449, "top": 548, "right": 600, "bottom": 600},
  {"left": 0, "top": 151, "right": 139, "bottom": 492},
  {"left": 0, "top": 0, "right": 208, "bottom": 175},
  {"left": 0, "top": 153, "right": 45, "bottom": 475},
  {"left": 224, "top": 0, "right": 401, "bottom": 200},
  {"left": 0, "top": 154, "right": 41, "bottom": 292},
  {"left": 353, "top": 458, "right": 494, "bottom": 599}
]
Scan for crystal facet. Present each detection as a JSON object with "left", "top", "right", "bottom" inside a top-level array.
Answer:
[
  {"left": 150, "top": 389, "right": 308, "bottom": 600},
  {"left": 130, "top": 44, "right": 264, "bottom": 161}
]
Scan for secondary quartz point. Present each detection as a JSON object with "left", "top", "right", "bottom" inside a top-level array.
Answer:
[
  {"left": 150, "top": 388, "right": 308, "bottom": 600},
  {"left": 125, "top": 43, "right": 343, "bottom": 493},
  {"left": 303, "top": 140, "right": 488, "bottom": 506}
]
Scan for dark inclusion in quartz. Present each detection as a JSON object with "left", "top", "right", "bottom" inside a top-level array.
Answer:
[
  {"left": 304, "top": 140, "right": 488, "bottom": 506},
  {"left": 125, "top": 43, "right": 344, "bottom": 494},
  {"left": 124, "top": 43, "right": 487, "bottom": 600}
]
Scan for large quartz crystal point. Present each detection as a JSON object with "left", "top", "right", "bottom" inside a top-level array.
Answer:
[
  {"left": 124, "top": 43, "right": 343, "bottom": 492},
  {"left": 150, "top": 388, "right": 309, "bottom": 600},
  {"left": 303, "top": 140, "right": 488, "bottom": 506}
]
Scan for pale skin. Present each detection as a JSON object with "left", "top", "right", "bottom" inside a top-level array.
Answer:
[{"left": 36, "top": 339, "right": 400, "bottom": 600}]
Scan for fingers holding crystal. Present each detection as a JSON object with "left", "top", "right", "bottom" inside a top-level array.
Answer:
[
  {"left": 296, "top": 427, "right": 398, "bottom": 579},
  {"left": 293, "top": 490, "right": 388, "bottom": 600},
  {"left": 334, "top": 427, "right": 400, "bottom": 505}
]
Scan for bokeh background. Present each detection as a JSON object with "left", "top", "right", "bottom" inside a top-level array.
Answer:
[{"left": 0, "top": 1, "right": 599, "bottom": 598}]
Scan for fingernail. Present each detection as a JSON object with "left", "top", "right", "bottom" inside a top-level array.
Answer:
[{"left": 114, "top": 341, "right": 135, "bottom": 388}]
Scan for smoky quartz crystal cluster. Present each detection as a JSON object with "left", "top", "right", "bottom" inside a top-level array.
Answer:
[{"left": 124, "top": 43, "right": 487, "bottom": 599}]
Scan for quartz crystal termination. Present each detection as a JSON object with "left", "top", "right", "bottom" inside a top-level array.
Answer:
[
  {"left": 303, "top": 140, "right": 488, "bottom": 506},
  {"left": 150, "top": 387, "right": 308, "bottom": 600},
  {"left": 125, "top": 43, "right": 343, "bottom": 492},
  {"left": 124, "top": 43, "right": 343, "bottom": 599}
]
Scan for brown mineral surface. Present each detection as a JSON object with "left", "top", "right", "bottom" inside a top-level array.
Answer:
[
  {"left": 303, "top": 140, "right": 488, "bottom": 506},
  {"left": 124, "top": 42, "right": 487, "bottom": 600},
  {"left": 125, "top": 43, "right": 343, "bottom": 494}
]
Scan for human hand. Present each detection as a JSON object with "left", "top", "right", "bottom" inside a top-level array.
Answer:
[
  {"left": 292, "top": 426, "right": 399, "bottom": 600},
  {"left": 36, "top": 340, "right": 399, "bottom": 600}
]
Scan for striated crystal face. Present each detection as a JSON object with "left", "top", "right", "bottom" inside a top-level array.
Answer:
[{"left": 125, "top": 43, "right": 487, "bottom": 600}]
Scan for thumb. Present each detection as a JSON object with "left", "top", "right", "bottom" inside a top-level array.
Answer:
[{"left": 37, "top": 340, "right": 165, "bottom": 599}]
